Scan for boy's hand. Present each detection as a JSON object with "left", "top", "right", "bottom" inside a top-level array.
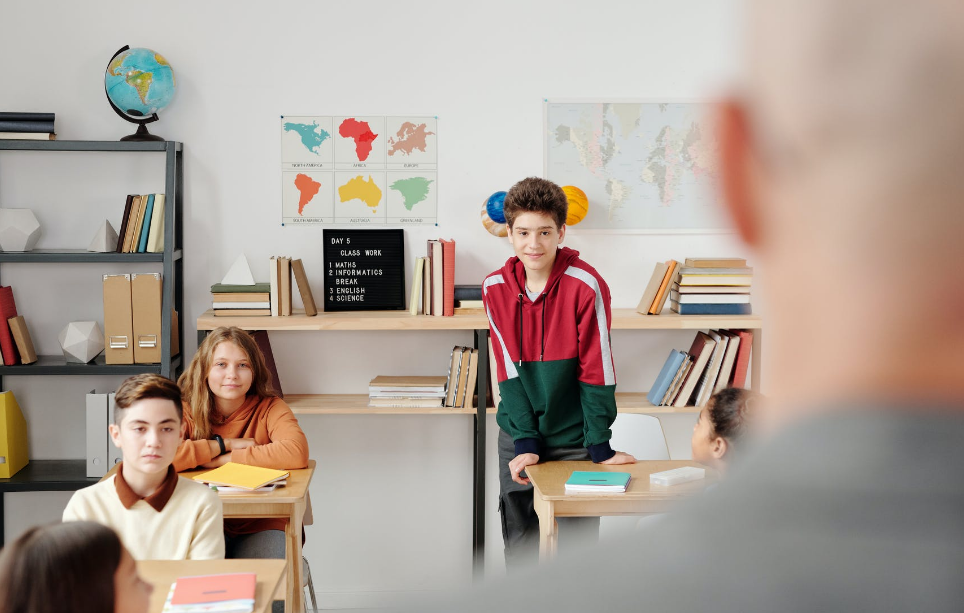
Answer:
[
  {"left": 600, "top": 451, "right": 636, "bottom": 465},
  {"left": 226, "top": 438, "right": 256, "bottom": 451},
  {"left": 509, "top": 453, "right": 540, "bottom": 485}
]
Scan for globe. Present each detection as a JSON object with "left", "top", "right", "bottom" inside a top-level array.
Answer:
[
  {"left": 104, "top": 46, "right": 176, "bottom": 141},
  {"left": 562, "top": 185, "right": 589, "bottom": 225},
  {"left": 481, "top": 191, "right": 508, "bottom": 237}
]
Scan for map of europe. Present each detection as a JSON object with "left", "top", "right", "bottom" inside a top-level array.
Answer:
[
  {"left": 338, "top": 175, "right": 382, "bottom": 211},
  {"left": 388, "top": 122, "right": 435, "bottom": 156},
  {"left": 284, "top": 120, "right": 330, "bottom": 154},
  {"left": 389, "top": 177, "right": 433, "bottom": 210},
  {"left": 545, "top": 102, "right": 725, "bottom": 230}
]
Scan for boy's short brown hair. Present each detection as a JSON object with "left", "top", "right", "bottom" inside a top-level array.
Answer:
[
  {"left": 113, "top": 373, "right": 183, "bottom": 425},
  {"left": 503, "top": 177, "right": 568, "bottom": 229}
]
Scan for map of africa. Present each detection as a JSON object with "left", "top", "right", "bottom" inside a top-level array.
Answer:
[
  {"left": 388, "top": 122, "right": 435, "bottom": 156},
  {"left": 338, "top": 175, "right": 383, "bottom": 211},
  {"left": 284, "top": 121, "right": 330, "bottom": 154},
  {"left": 545, "top": 102, "right": 727, "bottom": 231},
  {"left": 293, "top": 173, "right": 321, "bottom": 214},
  {"left": 338, "top": 118, "right": 378, "bottom": 161},
  {"left": 389, "top": 176, "right": 433, "bottom": 210}
]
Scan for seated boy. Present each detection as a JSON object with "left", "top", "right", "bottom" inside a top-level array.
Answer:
[{"left": 63, "top": 373, "right": 225, "bottom": 560}]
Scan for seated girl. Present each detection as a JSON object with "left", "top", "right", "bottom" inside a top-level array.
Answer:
[{"left": 691, "top": 387, "right": 760, "bottom": 474}]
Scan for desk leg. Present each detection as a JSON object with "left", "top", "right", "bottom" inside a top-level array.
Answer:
[
  {"left": 286, "top": 501, "right": 305, "bottom": 613},
  {"left": 533, "top": 494, "right": 557, "bottom": 562}
]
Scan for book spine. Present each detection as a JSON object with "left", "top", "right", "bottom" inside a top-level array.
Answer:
[
  {"left": 441, "top": 240, "right": 455, "bottom": 316},
  {"left": 0, "top": 120, "right": 54, "bottom": 133},
  {"left": 671, "top": 303, "right": 752, "bottom": 315},
  {"left": 0, "top": 112, "right": 55, "bottom": 122},
  {"left": 116, "top": 195, "right": 134, "bottom": 253},
  {"left": 453, "top": 285, "right": 483, "bottom": 302},
  {"left": 0, "top": 287, "right": 20, "bottom": 365}
]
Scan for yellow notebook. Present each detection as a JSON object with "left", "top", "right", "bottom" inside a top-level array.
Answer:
[{"left": 193, "top": 462, "right": 289, "bottom": 491}]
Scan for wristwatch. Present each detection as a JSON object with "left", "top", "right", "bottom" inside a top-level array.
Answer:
[{"left": 212, "top": 434, "right": 226, "bottom": 456}]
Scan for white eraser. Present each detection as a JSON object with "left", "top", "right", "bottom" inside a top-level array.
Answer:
[{"left": 650, "top": 466, "right": 705, "bottom": 486}]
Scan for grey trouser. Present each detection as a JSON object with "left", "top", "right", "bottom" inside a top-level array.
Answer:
[
  {"left": 226, "top": 530, "right": 286, "bottom": 613},
  {"left": 497, "top": 428, "right": 600, "bottom": 569}
]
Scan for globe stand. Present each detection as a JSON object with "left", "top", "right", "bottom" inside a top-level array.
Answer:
[
  {"left": 105, "top": 45, "right": 169, "bottom": 143},
  {"left": 121, "top": 122, "right": 164, "bottom": 142}
]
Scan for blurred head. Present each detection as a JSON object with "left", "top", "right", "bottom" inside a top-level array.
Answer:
[
  {"left": 718, "top": 0, "right": 964, "bottom": 416},
  {"left": 178, "top": 327, "right": 275, "bottom": 439},
  {"left": 692, "top": 388, "right": 759, "bottom": 471},
  {"left": 0, "top": 521, "right": 152, "bottom": 613},
  {"left": 110, "top": 375, "right": 184, "bottom": 475},
  {"left": 505, "top": 178, "right": 567, "bottom": 277}
]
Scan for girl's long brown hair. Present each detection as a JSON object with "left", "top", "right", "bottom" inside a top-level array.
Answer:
[{"left": 177, "top": 327, "right": 276, "bottom": 439}]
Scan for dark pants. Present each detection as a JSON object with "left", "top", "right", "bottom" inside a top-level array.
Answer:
[
  {"left": 498, "top": 428, "right": 600, "bottom": 569},
  {"left": 226, "top": 530, "right": 286, "bottom": 613}
]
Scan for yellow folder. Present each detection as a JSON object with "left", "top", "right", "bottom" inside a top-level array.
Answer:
[
  {"left": 193, "top": 462, "right": 289, "bottom": 491},
  {"left": 0, "top": 391, "right": 29, "bottom": 478}
]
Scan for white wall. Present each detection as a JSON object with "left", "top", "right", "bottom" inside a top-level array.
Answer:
[{"left": 0, "top": 0, "right": 750, "bottom": 608}]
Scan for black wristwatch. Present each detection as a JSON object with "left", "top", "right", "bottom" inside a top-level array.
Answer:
[{"left": 212, "top": 434, "right": 226, "bottom": 456}]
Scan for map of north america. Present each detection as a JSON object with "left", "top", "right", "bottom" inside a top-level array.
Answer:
[{"left": 284, "top": 121, "right": 330, "bottom": 154}]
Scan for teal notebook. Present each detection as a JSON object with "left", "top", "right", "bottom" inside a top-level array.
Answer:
[{"left": 565, "top": 471, "right": 631, "bottom": 492}]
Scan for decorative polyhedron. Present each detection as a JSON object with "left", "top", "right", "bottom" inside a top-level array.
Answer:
[
  {"left": 0, "top": 209, "right": 41, "bottom": 252},
  {"left": 88, "top": 220, "right": 119, "bottom": 252},
  {"left": 58, "top": 321, "right": 105, "bottom": 363}
]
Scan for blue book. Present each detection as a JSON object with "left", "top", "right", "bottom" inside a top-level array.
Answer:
[
  {"left": 565, "top": 471, "right": 631, "bottom": 492},
  {"left": 671, "top": 302, "right": 752, "bottom": 315},
  {"left": 137, "top": 194, "right": 154, "bottom": 253},
  {"left": 647, "top": 349, "right": 686, "bottom": 405}
]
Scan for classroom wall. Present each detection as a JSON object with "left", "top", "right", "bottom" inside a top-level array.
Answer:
[{"left": 0, "top": 0, "right": 750, "bottom": 607}]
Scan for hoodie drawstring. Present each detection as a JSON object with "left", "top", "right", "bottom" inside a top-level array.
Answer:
[
  {"left": 540, "top": 297, "right": 546, "bottom": 361},
  {"left": 517, "top": 294, "right": 524, "bottom": 366}
]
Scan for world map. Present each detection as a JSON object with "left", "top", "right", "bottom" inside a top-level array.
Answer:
[
  {"left": 545, "top": 102, "right": 725, "bottom": 231},
  {"left": 389, "top": 176, "right": 433, "bottom": 210},
  {"left": 338, "top": 118, "right": 378, "bottom": 161},
  {"left": 388, "top": 122, "right": 435, "bottom": 156},
  {"left": 293, "top": 173, "right": 321, "bottom": 214},
  {"left": 338, "top": 175, "right": 383, "bottom": 211},
  {"left": 284, "top": 120, "right": 330, "bottom": 154}
]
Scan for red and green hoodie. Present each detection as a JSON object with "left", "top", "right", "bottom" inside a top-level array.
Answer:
[{"left": 483, "top": 247, "right": 617, "bottom": 462}]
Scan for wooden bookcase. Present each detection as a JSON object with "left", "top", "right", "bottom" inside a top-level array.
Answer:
[
  {"left": 0, "top": 140, "right": 184, "bottom": 544},
  {"left": 197, "top": 307, "right": 763, "bottom": 572}
]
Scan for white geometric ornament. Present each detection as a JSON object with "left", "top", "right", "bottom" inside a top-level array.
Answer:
[
  {"left": 0, "top": 209, "right": 41, "bottom": 252},
  {"left": 58, "top": 321, "right": 105, "bottom": 363},
  {"left": 221, "top": 254, "right": 255, "bottom": 285},
  {"left": 88, "top": 220, "right": 119, "bottom": 252}
]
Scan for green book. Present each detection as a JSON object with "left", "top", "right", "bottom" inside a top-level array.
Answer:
[
  {"left": 211, "top": 282, "right": 271, "bottom": 293},
  {"left": 564, "top": 471, "right": 631, "bottom": 492}
]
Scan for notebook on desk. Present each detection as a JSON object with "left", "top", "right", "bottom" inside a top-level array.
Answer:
[
  {"left": 192, "top": 463, "right": 289, "bottom": 491},
  {"left": 165, "top": 572, "right": 256, "bottom": 613},
  {"left": 564, "top": 471, "right": 631, "bottom": 493}
]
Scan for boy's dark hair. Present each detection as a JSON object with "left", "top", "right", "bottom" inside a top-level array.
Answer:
[
  {"left": 503, "top": 177, "right": 568, "bottom": 229},
  {"left": 708, "top": 387, "right": 759, "bottom": 451},
  {"left": 114, "top": 373, "right": 183, "bottom": 425}
]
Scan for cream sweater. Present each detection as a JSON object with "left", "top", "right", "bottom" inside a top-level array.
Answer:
[{"left": 63, "top": 475, "right": 225, "bottom": 560}]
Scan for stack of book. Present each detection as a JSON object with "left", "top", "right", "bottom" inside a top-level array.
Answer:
[
  {"left": 636, "top": 260, "right": 679, "bottom": 315},
  {"left": 0, "top": 287, "right": 37, "bottom": 365},
  {"left": 211, "top": 282, "right": 271, "bottom": 317},
  {"left": 268, "top": 257, "right": 317, "bottom": 317},
  {"left": 647, "top": 329, "right": 754, "bottom": 408},
  {"left": 444, "top": 346, "right": 479, "bottom": 408},
  {"left": 162, "top": 572, "right": 256, "bottom": 613},
  {"left": 418, "top": 239, "right": 456, "bottom": 316},
  {"left": 564, "top": 471, "right": 631, "bottom": 493},
  {"left": 670, "top": 258, "right": 753, "bottom": 315},
  {"left": 0, "top": 112, "right": 55, "bottom": 140},
  {"left": 116, "top": 194, "right": 165, "bottom": 253},
  {"left": 453, "top": 285, "right": 483, "bottom": 315},
  {"left": 368, "top": 376, "right": 447, "bottom": 408}
]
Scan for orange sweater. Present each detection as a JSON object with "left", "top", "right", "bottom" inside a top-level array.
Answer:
[{"left": 174, "top": 395, "right": 310, "bottom": 535}]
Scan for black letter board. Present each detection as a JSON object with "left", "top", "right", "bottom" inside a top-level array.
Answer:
[{"left": 323, "top": 229, "right": 405, "bottom": 311}]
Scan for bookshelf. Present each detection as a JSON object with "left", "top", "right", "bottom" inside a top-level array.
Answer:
[
  {"left": 0, "top": 140, "right": 184, "bottom": 544},
  {"left": 197, "top": 307, "right": 763, "bottom": 571}
]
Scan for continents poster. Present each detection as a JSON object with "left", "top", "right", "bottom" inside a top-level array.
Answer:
[
  {"left": 281, "top": 115, "right": 438, "bottom": 225},
  {"left": 544, "top": 101, "right": 729, "bottom": 232}
]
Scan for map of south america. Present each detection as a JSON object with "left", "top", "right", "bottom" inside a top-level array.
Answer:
[
  {"left": 338, "top": 118, "right": 378, "bottom": 161},
  {"left": 293, "top": 173, "right": 321, "bottom": 214}
]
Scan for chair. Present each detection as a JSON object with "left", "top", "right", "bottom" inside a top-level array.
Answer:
[{"left": 302, "top": 492, "right": 318, "bottom": 613}]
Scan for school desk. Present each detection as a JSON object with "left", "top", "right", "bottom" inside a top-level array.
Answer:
[
  {"left": 138, "top": 558, "right": 286, "bottom": 613},
  {"left": 524, "top": 460, "right": 717, "bottom": 561}
]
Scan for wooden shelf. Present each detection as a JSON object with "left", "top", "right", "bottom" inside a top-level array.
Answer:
[
  {"left": 0, "top": 354, "right": 182, "bottom": 376},
  {"left": 286, "top": 392, "right": 698, "bottom": 416},
  {"left": 198, "top": 308, "right": 762, "bottom": 332}
]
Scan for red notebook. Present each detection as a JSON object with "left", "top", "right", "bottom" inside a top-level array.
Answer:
[
  {"left": 0, "top": 287, "right": 20, "bottom": 365},
  {"left": 729, "top": 330, "right": 754, "bottom": 388},
  {"left": 170, "top": 572, "right": 256, "bottom": 605},
  {"left": 440, "top": 238, "right": 456, "bottom": 316}
]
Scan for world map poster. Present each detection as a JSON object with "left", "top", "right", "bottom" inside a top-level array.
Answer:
[
  {"left": 281, "top": 115, "right": 438, "bottom": 225},
  {"left": 544, "top": 101, "right": 730, "bottom": 232}
]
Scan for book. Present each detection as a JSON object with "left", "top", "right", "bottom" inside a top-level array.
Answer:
[
  {"left": 0, "top": 112, "right": 55, "bottom": 122},
  {"left": 211, "top": 283, "right": 271, "bottom": 293},
  {"left": 369, "top": 376, "right": 447, "bottom": 394},
  {"left": 684, "top": 258, "right": 748, "bottom": 268},
  {"left": 670, "top": 302, "right": 753, "bottom": 315},
  {"left": 278, "top": 257, "right": 292, "bottom": 316},
  {"left": 649, "top": 260, "right": 679, "bottom": 314},
  {"left": 646, "top": 349, "right": 686, "bottom": 406},
  {"left": 291, "top": 259, "right": 317, "bottom": 316},
  {"left": 193, "top": 463, "right": 288, "bottom": 491},
  {"left": 137, "top": 194, "right": 154, "bottom": 253},
  {"left": 168, "top": 572, "right": 256, "bottom": 613},
  {"left": 453, "top": 307, "right": 485, "bottom": 316},
  {"left": 636, "top": 261, "right": 669, "bottom": 315},
  {"left": 0, "top": 287, "right": 20, "bottom": 365},
  {"left": 714, "top": 331, "right": 741, "bottom": 394},
  {"left": 122, "top": 195, "right": 142, "bottom": 253},
  {"left": 695, "top": 331, "right": 727, "bottom": 407},
  {"left": 209, "top": 293, "right": 270, "bottom": 302},
  {"left": 669, "top": 291, "right": 750, "bottom": 304},
  {"left": 128, "top": 195, "right": 148, "bottom": 254},
  {"left": 7, "top": 316, "right": 36, "bottom": 365},
  {"left": 146, "top": 193, "right": 165, "bottom": 253},
  {"left": 0, "top": 132, "right": 55, "bottom": 140},
  {"left": 210, "top": 481, "right": 286, "bottom": 494},
  {"left": 673, "top": 332, "right": 717, "bottom": 407},
  {"left": 463, "top": 348, "right": 479, "bottom": 409},
  {"left": 729, "top": 330, "right": 754, "bottom": 388},
  {"left": 421, "top": 257, "right": 431, "bottom": 316},
  {"left": 454, "top": 346, "right": 473, "bottom": 408},
  {"left": 650, "top": 466, "right": 706, "bottom": 486},
  {"left": 269, "top": 256, "right": 279, "bottom": 317},
  {"left": 115, "top": 195, "right": 134, "bottom": 252},
  {"left": 678, "top": 266, "right": 753, "bottom": 275},
  {"left": 440, "top": 238, "right": 456, "bottom": 316},
  {"left": 564, "top": 471, "right": 631, "bottom": 493},
  {"left": 213, "top": 309, "right": 271, "bottom": 317},
  {"left": 672, "top": 283, "right": 751, "bottom": 294},
  {"left": 456, "top": 299, "right": 483, "bottom": 309},
  {"left": 368, "top": 397, "right": 444, "bottom": 408},
  {"left": 427, "top": 240, "right": 443, "bottom": 316},
  {"left": 0, "top": 120, "right": 54, "bottom": 133},
  {"left": 444, "top": 346, "right": 464, "bottom": 407},
  {"left": 661, "top": 355, "right": 692, "bottom": 406},
  {"left": 409, "top": 256, "right": 424, "bottom": 316},
  {"left": 677, "top": 275, "right": 752, "bottom": 287},
  {"left": 212, "top": 302, "right": 271, "bottom": 309},
  {"left": 453, "top": 285, "right": 482, "bottom": 302}
]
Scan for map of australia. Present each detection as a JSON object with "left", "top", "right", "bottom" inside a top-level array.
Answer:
[
  {"left": 284, "top": 120, "right": 330, "bottom": 154},
  {"left": 338, "top": 175, "right": 382, "bottom": 211},
  {"left": 389, "top": 177, "right": 433, "bottom": 210},
  {"left": 388, "top": 122, "right": 435, "bottom": 156},
  {"left": 338, "top": 118, "right": 378, "bottom": 161},
  {"left": 293, "top": 173, "right": 321, "bottom": 214}
]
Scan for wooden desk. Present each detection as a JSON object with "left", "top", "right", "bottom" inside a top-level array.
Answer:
[
  {"left": 183, "top": 461, "right": 316, "bottom": 613},
  {"left": 525, "top": 460, "right": 717, "bottom": 561},
  {"left": 138, "top": 558, "right": 286, "bottom": 613}
]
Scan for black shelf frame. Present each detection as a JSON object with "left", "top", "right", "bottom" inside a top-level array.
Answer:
[{"left": 0, "top": 140, "right": 185, "bottom": 544}]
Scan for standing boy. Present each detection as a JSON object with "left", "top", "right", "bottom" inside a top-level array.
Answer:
[
  {"left": 63, "top": 374, "right": 225, "bottom": 560},
  {"left": 483, "top": 177, "right": 636, "bottom": 568}
]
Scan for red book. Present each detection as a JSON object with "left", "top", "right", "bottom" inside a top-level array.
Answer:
[
  {"left": 440, "top": 238, "right": 456, "bottom": 316},
  {"left": 729, "top": 330, "right": 754, "bottom": 388},
  {"left": 170, "top": 572, "right": 256, "bottom": 606},
  {"left": 0, "top": 287, "right": 19, "bottom": 365}
]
